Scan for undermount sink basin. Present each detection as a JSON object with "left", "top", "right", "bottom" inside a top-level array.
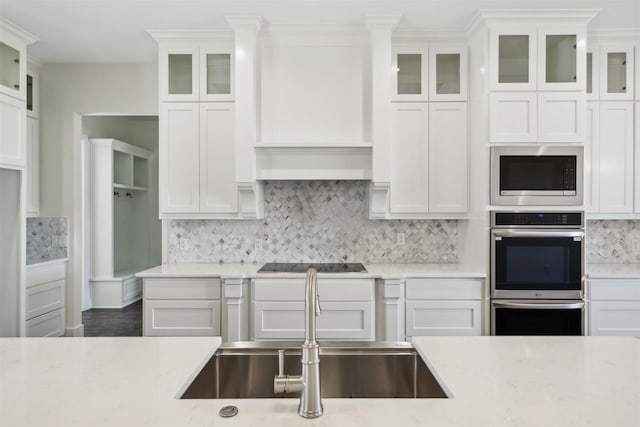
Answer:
[{"left": 181, "top": 341, "right": 449, "bottom": 399}]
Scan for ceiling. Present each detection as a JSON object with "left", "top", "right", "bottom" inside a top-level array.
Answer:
[{"left": 1, "top": 0, "right": 639, "bottom": 64}]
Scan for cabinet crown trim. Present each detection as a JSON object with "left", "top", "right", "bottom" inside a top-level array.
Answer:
[
  {"left": 0, "top": 17, "right": 39, "bottom": 44},
  {"left": 467, "top": 8, "right": 600, "bottom": 35}
]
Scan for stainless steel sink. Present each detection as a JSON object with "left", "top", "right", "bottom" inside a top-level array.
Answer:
[{"left": 181, "top": 341, "right": 448, "bottom": 399}]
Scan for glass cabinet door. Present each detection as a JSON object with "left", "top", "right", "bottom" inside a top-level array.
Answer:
[
  {"left": 392, "top": 48, "right": 428, "bottom": 101},
  {"left": 538, "top": 26, "right": 585, "bottom": 91},
  {"left": 599, "top": 45, "right": 634, "bottom": 100},
  {"left": 429, "top": 46, "right": 467, "bottom": 101},
  {"left": 490, "top": 27, "right": 537, "bottom": 91},
  {"left": 0, "top": 42, "right": 21, "bottom": 95},
  {"left": 160, "top": 47, "right": 199, "bottom": 101},
  {"left": 200, "top": 49, "right": 234, "bottom": 101}
]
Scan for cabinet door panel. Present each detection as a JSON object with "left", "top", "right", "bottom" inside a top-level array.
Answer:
[
  {"left": 253, "top": 301, "right": 374, "bottom": 340},
  {"left": 428, "top": 103, "right": 467, "bottom": 212},
  {"left": 585, "top": 102, "right": 600, "bottom": 213},
  {"left": 159, "top": 46, "right": 199, "bottom": 101},
  {"left": 598, "top": 102, "right": 634, "bottom": 213},
  {"left": 144, "top": 299, "right": 221, "bottom": 336},
  {"left": 405, "top": 300, "right": 481, "bottom": 336},
  {"left": 589, "top": 301, "right": 640, "bottom": 337},
  {"left": 599, "top": 44, "right": 635, "bottom": 101},
  {"left": 392, "top": 47, "right": 428, "bottom": 101},
  {"left": 26, "top": 308, "right": 65, "bottom": 337},
  {"left": 390, "top": 103, "right": 429, "bottom": 213},
  {"left": 159, "top": 103, "right": 200, "bottom": 214},
  {"left": 489, "top": 92, "right": 537, "bottom": 142},
  {"left": 489, "top": 26, "right": 537, "bottom": 91},
  {"left": 200, "top": 103, "right": 237, "bottom": 213},
  {"left": 428, "top": 46, "right": 467, "bottom": 101},
  {"left": 0, "top": 95, "right": 26, "bottom": 168},
  {"left": 537, "top": 25, "right": 585, "bottom": 91},
  {"left": 537, "top": 92, "right": 585, "bottom": 143},
  {"left": 26, "top": 116, "right": 39, "bottom": 216}
]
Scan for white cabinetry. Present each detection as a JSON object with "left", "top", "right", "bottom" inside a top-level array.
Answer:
[
  {"left": 159, "top": 102, "right": 237, "bottom": 215},
  {"left": 586, "top": 102, "right": 634, "bottom": 215},
  {"left": 89, "top": 139, "right": 152, "bottom": 308},
  {"left": 251, "top": 278, "right": 375, "bottom": 340},
  {"left": 25, "top": 260, "right": 66, "bottom": 337},
  {"left": 0, "top": 94, "right": 26, "bottom": 169},
  {"left": 143, "top": 278, "right": 222, "bottom": 336},
  {"left": 405, "top": 278, "right": 484, "bottom": 337},
  {"left": 588, "top": 279, "right": 640, "bottom": 337},
  {"left": 26, "top": 115, "right": 39, "bottom": 216},
  {"left": 485, "top": 15, "right": 592, "bottom": 144}
]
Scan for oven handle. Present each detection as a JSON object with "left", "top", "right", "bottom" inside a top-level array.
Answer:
[
  {"left": 493, "top": 301, "right": 585, "bottom": 310},
  {"left": 492, "top": 230, "right": 584, "bottom": 238}
]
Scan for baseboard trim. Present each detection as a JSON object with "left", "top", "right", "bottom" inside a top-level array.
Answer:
[{"left": 65, "top": 324, "right": 84, "bottom": 337}]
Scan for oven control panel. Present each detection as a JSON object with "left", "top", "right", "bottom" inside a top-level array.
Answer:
[{"left": 492, "top": 212, "right": 583, "bottom": 227}]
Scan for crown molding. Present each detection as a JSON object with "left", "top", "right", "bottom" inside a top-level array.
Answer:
[
  {"left": 467, "top": 8, "right": 601, "bottom": 36},
  {"left": 147, "top": 29, "right": 233, "bottom": 44},
  {"left": 0, "top": 17, "right": 39, "bottom": 44}
]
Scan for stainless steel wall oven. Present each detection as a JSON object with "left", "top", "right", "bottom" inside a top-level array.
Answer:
[{"left": 490, "top": 211, "right": 585, "bottom": 336}]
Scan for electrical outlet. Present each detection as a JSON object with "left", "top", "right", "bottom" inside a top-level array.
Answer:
[
  {"left": 397, "top": 233, "right": 405, "bottom": 245},
  {"left": 255, "top": 239, "right": 263, "bottom": 251},
  {"left": 179, "top": 238, "right": 189, "bottom": 251},
  {"left": 632, "top": 238, "right": 640, "bottom": 252},
  {"left": 51, "top": 235, "right": 67, "bottom": 247}
]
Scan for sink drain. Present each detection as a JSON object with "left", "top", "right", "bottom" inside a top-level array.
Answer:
[{"left": 219, "top": 405, "right": 238, "bottom": 418}]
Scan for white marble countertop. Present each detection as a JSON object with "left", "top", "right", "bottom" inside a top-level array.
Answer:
[
  {"left": 587, "top": 263, "right": 640, "bottom": 279},
  {"left": 136, "top": 262, "right": 486, "bottom": 279},
  {"left": 1, "top": 336, "right": 638, "bottom": 427}
]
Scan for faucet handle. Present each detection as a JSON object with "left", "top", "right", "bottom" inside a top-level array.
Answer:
[{"left": 278, "top": 349, "right": 286, "bottom": 376}]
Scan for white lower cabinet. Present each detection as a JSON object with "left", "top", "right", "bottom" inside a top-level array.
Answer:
[
  {"left": 251, "top": 278, "right": 375, "bottom": 340},
  {"left": 588, "top": 279, "right": 640, "bottom": 337},
  {"left": 143, "top": 278, "right": 221, "bottom": 336},
  {"left": 405, "top": 278, "right": 483, "bottom": 337},
  {"left": 25, "top": 260, "right": 66, "bottom": 337}
]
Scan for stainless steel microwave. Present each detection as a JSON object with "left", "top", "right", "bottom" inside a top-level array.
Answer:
[{"left": 490, "top": 146, "right": 583, "bottom": 206}]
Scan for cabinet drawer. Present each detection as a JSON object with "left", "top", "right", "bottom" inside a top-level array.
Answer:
[
  {"left": 405, "top": 300, "right": 482, "bottom": 336},
  {"left": 143, "top": 278, "right": 221, "bottom": 299},
  {"left": 253, "top": 278, "right": 374, "bottom": 301},
  {"left": 26, "top": 279, "right": 64, "bottom": 320},
  {"left": 26, "top": 308, "right": 65, "bottom": 337},
  {"left": 588, "top": 280, "right": 640, "bottom": 301},
  {"left": 589, "top": 301, "right": 640, "bottom": 337},
  {"left": 253, "top": 301, "right": 374, "bottom": 340},
  {"left": 144, "top": 299, "right": 221, "bottom": 336},
  {"left": 405, "top": 278, "right": 483, "bottom": 300},
  {"left": 26, "top": 261, "right": 66, "bottom": 288}
]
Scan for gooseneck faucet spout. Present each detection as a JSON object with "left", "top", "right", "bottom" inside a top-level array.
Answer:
[{"left": 274, "top": 267, "right": 323, "bottom": 418}]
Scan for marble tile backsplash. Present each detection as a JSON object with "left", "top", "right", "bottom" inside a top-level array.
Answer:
[
  {"left": 587, "top": 220, "right": 640, "bottom": 263},
  {"left": 168, "top": 181, "right": 458, "bottom": 264},
  {"left": 26, "top": 217, "right": 68, "bottom": 265}
]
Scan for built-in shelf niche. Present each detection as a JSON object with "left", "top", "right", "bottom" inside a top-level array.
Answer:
[{"left": 113, "top": 148, "right": 149, "bottom": 191}]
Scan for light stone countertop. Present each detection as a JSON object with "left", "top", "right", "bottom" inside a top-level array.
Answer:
[
  {"left": 1, "top": 336, "right": 638, "bottom": 427},
  {"left": 587, "top": 263, "right": 640, "bottom": 279},
  {"left": 136, "top": 262, "right": 486, "bottom": 279}
]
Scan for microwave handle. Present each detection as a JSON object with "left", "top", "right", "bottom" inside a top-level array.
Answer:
[{"left": 493, "top": 301, "right": 585, "bottom": 310}]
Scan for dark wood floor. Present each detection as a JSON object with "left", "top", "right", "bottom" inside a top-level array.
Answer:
[{"left": 82, "top": 300, "right": 142, "bottom": 336}]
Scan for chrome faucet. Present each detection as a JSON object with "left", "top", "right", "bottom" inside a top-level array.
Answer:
[{"left": 274, "top": 267, "right": 323, "bottom": 418}]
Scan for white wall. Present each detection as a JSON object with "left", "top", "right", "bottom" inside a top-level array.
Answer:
[{"left": 39, "top": 63, "right": 157, "bottom": 334}]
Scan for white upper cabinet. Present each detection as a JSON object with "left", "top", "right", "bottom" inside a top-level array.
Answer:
[
  {"left": 428, "top": 46, "right": 467, "bottom": 101},
  {"left": 490, "top": 25, "right": 585, "bottom": 91},
  {"left": 392, "top": 45, "right": 467, "bottom": 101},
  {"left": 490, "top": 26, "right": 537, "bottom": 91},
  {"left": 159, "top": 44, "right": 234, "bottom": 102},
  {"left": 599, "top": 44, "right": 634, "bottom": 101},
  {"left": 392, "top": 47, "right": 428, "bottom": 101}
]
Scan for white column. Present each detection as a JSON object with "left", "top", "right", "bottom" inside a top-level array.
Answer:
[
  {"left": 222, "top": 278, "right": 249, "bottom": 342},
  {"left": 376, "top": 279, "right": 405, "bottom": 341},
  {"left": 226, "top": 16, "right": 264, "bottom": 218},
  {"left": 365, "top": 15, "right": 400, "bottom": 218}
]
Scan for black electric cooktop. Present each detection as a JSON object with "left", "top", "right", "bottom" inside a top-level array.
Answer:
[{"left": 257, "top": 262, "right": 367, "bottom": 273}]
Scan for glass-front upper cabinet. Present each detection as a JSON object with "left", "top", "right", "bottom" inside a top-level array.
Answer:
[
  {"left": 0, "top": 40, "right": 25, "bottom": 100},
  {"left": 599, "top": 44, "right": 634, "bottom": 101},
  {"left": 428, "top": 46, "right": 467, "bottom": 101},
  {"left": 538, "top": 25, "right": 585, "bottom": 91},
  {"left": 392, "top": 47, "right": 428, "bottom": 101},
  {"left": 490, "top": 25, "right": 585, "bottom": 91},
  {"left": 159, "top": 45, "right": 234, "bottom": 102}
]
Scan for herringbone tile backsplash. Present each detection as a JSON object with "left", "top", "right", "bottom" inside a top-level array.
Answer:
[{"left": 168, "top": 181, "right": 458, "bottom": 264}]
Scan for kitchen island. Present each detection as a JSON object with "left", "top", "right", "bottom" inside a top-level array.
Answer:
[{"left": 1, "top": 336, "right": 638, "bottom": 427}]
